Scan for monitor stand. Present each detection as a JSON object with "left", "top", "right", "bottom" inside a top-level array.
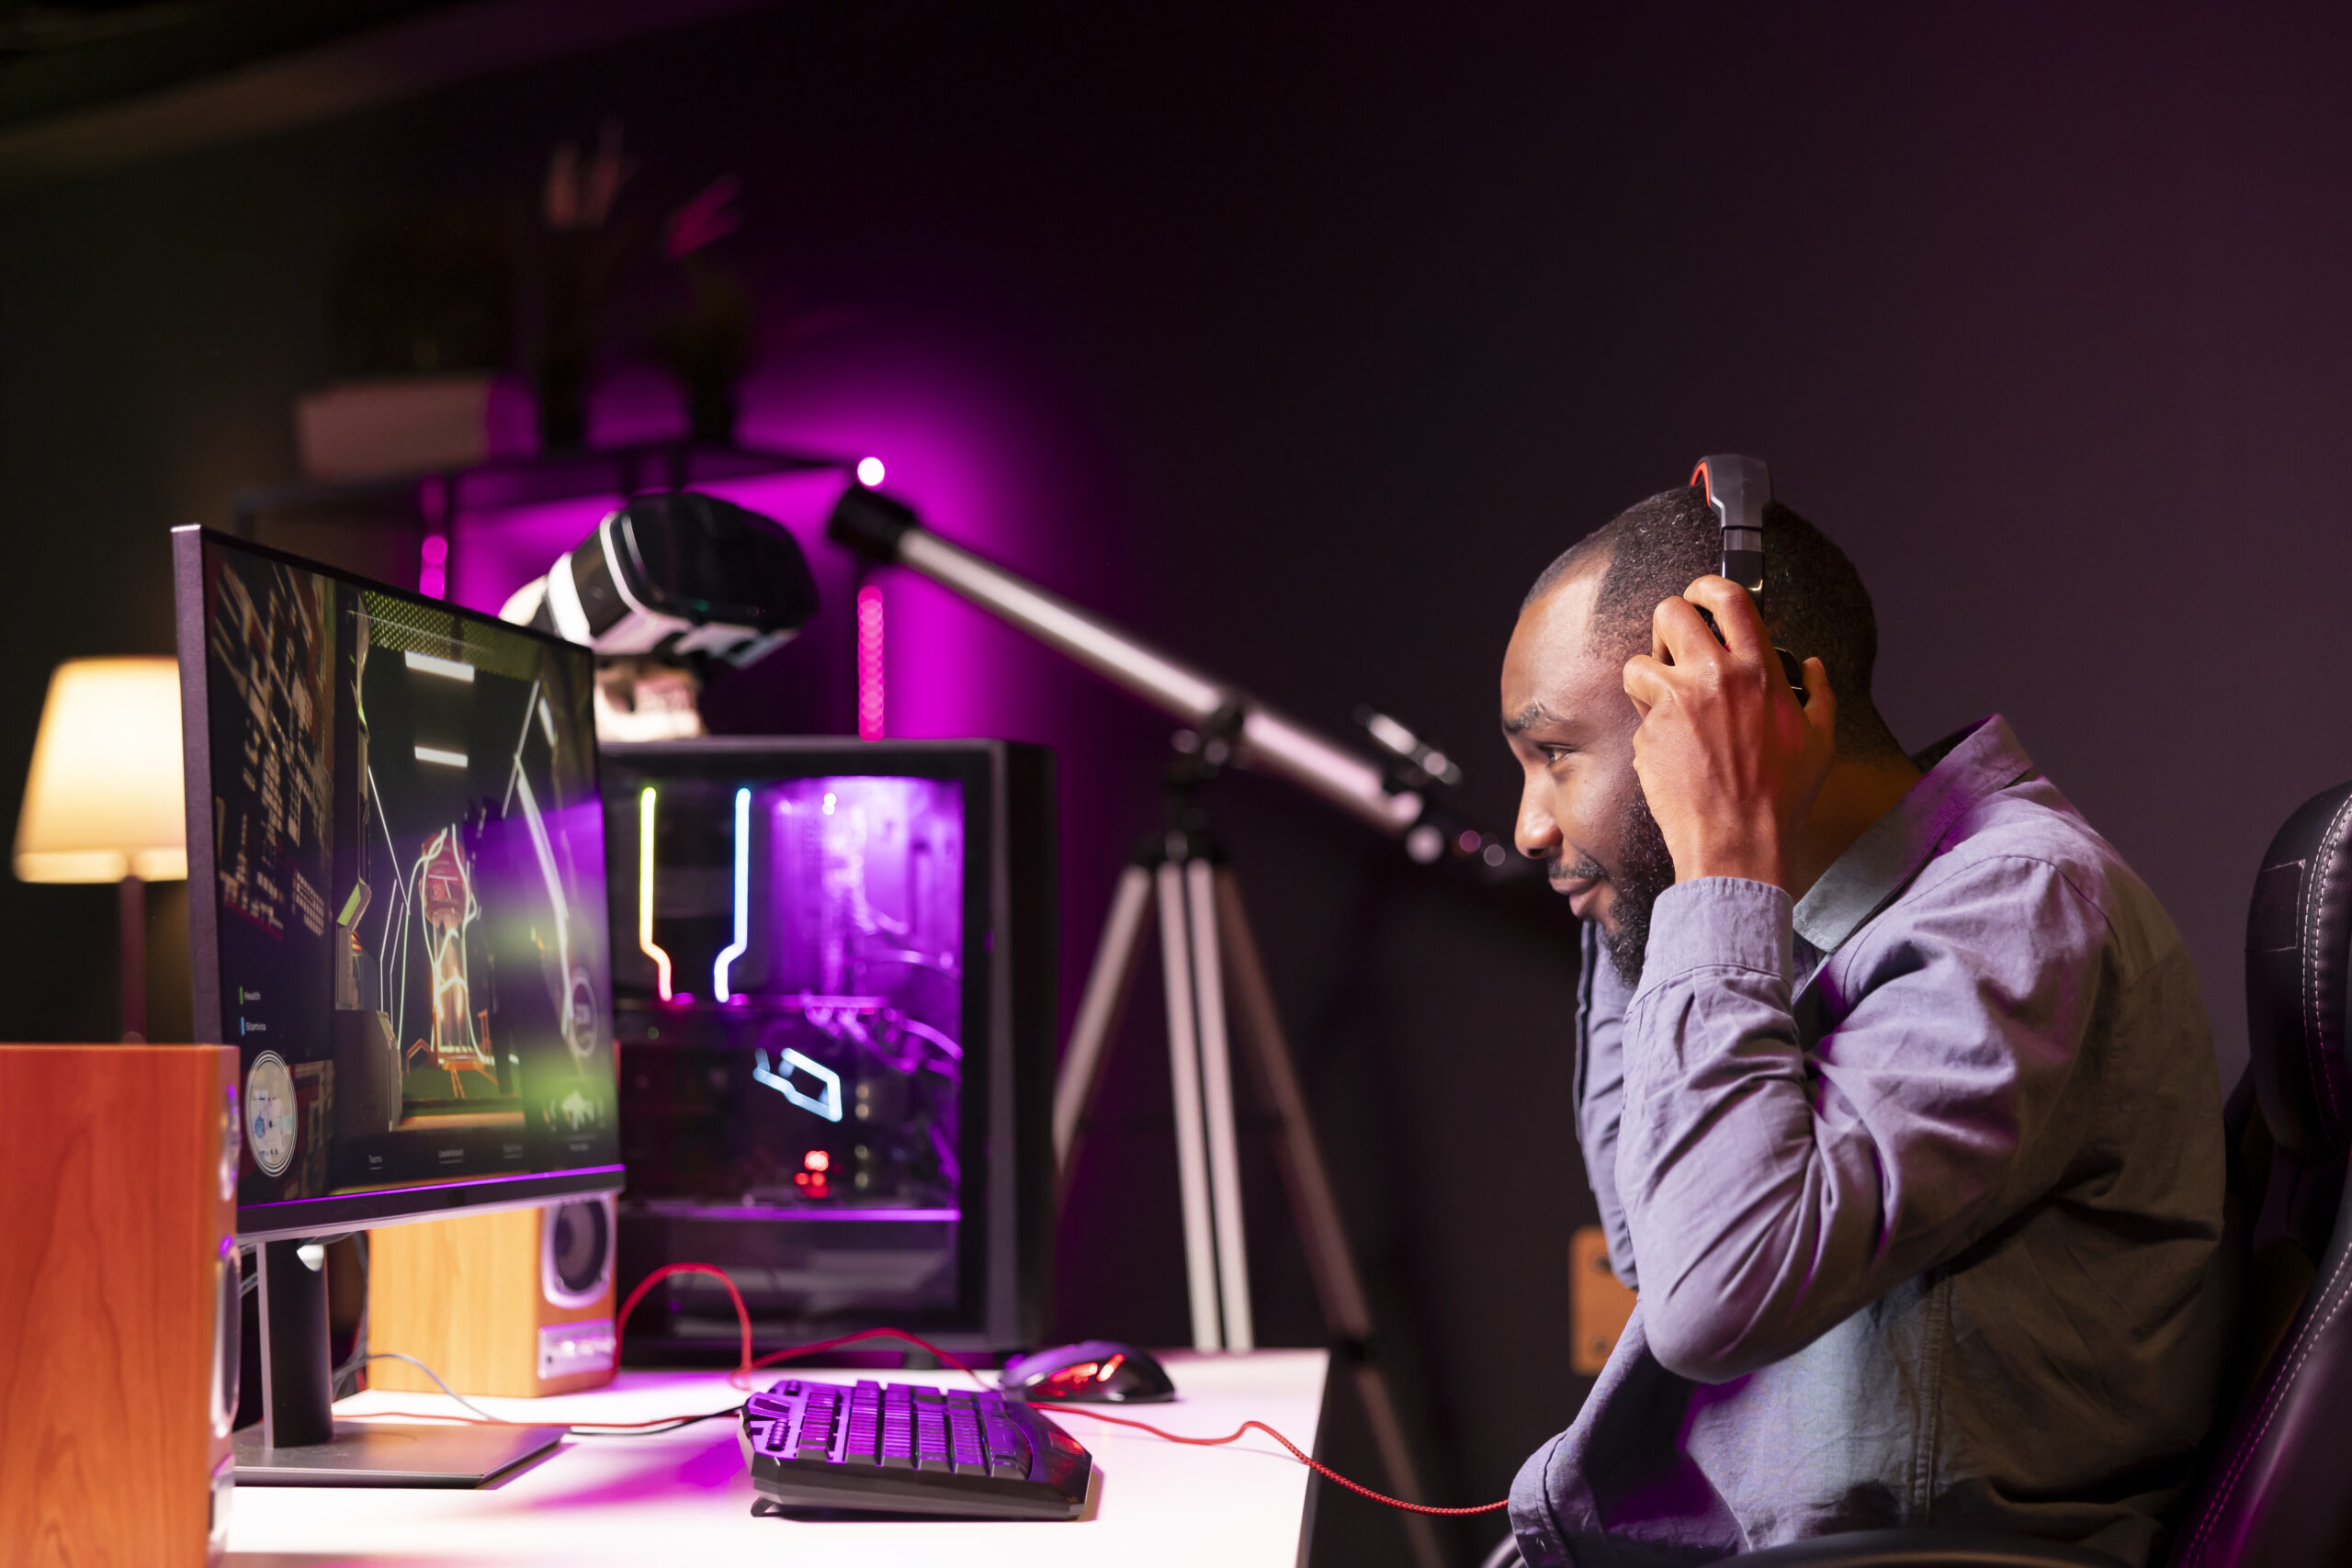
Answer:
[{"left": 234, "top": 1238, "right": 565, "bottom": 1487}]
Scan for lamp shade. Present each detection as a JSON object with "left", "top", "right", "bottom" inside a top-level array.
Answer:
[{"left": 14, "top": 658, "right": 187, "bottom": 883}]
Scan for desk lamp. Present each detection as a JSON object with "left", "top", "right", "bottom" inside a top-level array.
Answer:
[{"left": 13, "top": 657, "right": 187, "bottom": 1041}]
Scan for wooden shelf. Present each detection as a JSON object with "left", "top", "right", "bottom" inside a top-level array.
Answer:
[{"left": 231, "top": 440, "right": 852, "bottom": 536}]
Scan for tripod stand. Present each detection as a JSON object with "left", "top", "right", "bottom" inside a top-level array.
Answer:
[
  {"left": 1053, "top": 756, "right": 1451, "bottom": 1568},
  {"left": 825, "top": 486, "right": 1513, "bottom": 1568}
]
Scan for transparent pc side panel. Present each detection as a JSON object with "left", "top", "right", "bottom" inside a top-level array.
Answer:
[{"left": 611, "top": 766, "right": 970, "bottom": 1335}]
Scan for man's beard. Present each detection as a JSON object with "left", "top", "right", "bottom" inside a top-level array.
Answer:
[{"left": 1559, "top": 788, "right": 1677, "bottom": 988}]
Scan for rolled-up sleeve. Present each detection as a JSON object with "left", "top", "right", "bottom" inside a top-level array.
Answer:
[
  {"left": 1616, "top": 857, "right": 2109, "bottom": 1383},
  {"left": 1575, "top": 920, "right": 1639, "bottom": 1289}
]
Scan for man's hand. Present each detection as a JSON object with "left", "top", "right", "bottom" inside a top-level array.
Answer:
[{"left": 1621, "top": 576, "right": 1837, "bottom": 890}]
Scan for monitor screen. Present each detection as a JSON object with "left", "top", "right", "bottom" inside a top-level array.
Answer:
[{"left": 174, "top": 527, "right": 621, "bottom": 1239}]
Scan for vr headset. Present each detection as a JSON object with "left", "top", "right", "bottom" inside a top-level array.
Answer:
[{"left": 501, "top": 491, "right": 818, "bottom": 669}]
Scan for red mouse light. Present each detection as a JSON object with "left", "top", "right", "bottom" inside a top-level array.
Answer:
[
  {"left": 1001, "top": 1340, "right": 1177, "bottom": 1405},
  {"left": 1038, "top": 1362, "right": 1101, "bottom": 1396}
]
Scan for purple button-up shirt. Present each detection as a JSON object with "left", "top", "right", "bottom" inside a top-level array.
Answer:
[{"left": 1510, "top": 716, "right": 2235, "bottom": 1566}]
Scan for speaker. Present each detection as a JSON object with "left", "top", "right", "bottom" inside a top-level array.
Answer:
[
  {"left": 367, "top": 1193, "right": 618, "bottom": 1397},
  {"left": 0, "top": 1043, "right": 240, "bottom": 1567}
]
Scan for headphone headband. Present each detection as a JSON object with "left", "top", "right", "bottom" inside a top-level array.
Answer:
[{"left": 1691, "top": 455, "right": 1771, "bottom": 594}]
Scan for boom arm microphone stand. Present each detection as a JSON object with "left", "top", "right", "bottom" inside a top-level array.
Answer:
[{"left": 829, "top": 485, "right": 1467, "bottom": 1568}]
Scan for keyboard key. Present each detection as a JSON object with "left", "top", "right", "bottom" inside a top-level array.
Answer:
[
  {"left": 880, "top": 1408, "right": 915, "bottom": 1470},
  {"left": 949, "top": 1411, "right": 986, "bottom": 1472},
  {"left": 985, "top": 1418, "right": 1029, "bottom": 1477},
  {"left": 916, "top": 1408, "right": 950, "bottom": 1468}
]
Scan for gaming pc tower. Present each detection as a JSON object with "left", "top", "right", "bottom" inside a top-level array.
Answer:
[
  {"left": 602, "top": 739, "right": 1055, "bottom": 1357},
  {"left": 173, "top": 525, "right": 622, "bottom": 1483}
]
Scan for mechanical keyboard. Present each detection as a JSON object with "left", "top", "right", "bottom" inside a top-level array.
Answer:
[{"left": 740, "top": 1377, "right": 1093, "bottom": 1520}]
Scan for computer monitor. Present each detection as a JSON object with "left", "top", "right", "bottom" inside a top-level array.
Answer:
[
  {"left": 600, "top": 739, "right": 1054, "bottom": 1357},
  {"left": 172, "top": 525, "right": 620, "bottom": 1483}
]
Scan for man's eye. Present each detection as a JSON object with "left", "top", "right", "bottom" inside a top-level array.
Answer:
[{"left": 1541, "top": 746, "right": 1575, "bottom": 765}]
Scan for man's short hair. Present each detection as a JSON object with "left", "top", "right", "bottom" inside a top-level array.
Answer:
[{"left": 1526, "top": 484, "right": 1904, "bottom": 757}]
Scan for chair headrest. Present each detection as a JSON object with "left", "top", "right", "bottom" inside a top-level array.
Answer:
[{"left": 2245, "top": 781, "right": 2352, "bottom": 1163}]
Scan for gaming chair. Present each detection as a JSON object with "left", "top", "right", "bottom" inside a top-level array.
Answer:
[
  {"left": 1487, "top": 778, "right": 2352, "bottom": 1568},
  {"left": 2161, "top": 780, "right": 2352, "bottom": 1566}
]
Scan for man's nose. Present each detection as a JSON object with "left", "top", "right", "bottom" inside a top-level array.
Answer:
[{"left": 1516, "top": 792, "right": 1559, "bottom": 861}]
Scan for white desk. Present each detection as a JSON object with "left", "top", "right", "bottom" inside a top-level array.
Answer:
[{"left": 227, "top": 1350, "right": 1329, "bottom": 1567}]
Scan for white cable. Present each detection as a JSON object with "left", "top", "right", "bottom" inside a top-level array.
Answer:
[
  {"left": 357, "top": 1352, "right": 509, "bottom": 1423},
  {"left": 357, "top": 1352, "right": 737, "bottom": 1434}
]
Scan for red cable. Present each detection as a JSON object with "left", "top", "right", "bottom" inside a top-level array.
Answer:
[
  {"left": 365, "top": 1258, "right": 1507, "bottom": 1517},
  {"left": 1041, "top": 1405, "right": 1509, "bottom": 1517},
  {"left": 360, "top": 1261, "right": 762, "bottom": 1429},
  {"left": 738, "top": 1325, "right": 989, "bottom": 1390},
  {"left": 616, "top": 1262, "right": 754, "bottom": 1380}
]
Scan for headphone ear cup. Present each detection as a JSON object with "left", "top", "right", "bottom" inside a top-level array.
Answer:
[{"left": 1776, "top": 648, "right": 1809, "bottom": 704}]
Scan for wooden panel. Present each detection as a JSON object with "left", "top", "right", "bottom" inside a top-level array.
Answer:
[
  {"left": 0, "top": 1043, "right": 237, "bottom": 1568},
  {"left": 1569, "top": 1224, "right": 1638, "bottom": 1376},
  {"left": 368, "top": 1205, "right": 614, "bottom": 1397}
]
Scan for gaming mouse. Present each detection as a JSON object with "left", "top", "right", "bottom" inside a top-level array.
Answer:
[{"left": 1001, "top": 1340, "right": 1177, "bottom": 1404}]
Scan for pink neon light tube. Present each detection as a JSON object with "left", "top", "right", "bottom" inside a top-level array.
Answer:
[{"left": 856, "top": 583, "right": 885, "bottom": 741}]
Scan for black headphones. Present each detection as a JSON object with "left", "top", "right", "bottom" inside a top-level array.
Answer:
[{"left": 1690, "top": 454, "right": 1808, "bottom": 703}]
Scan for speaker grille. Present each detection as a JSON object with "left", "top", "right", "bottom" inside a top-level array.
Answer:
[
  {"left": 212, "top": 1245, "right": 241, "bottom": 1438},
  {"left": 543, "top": 1197, "right": 614, "bottom": 1306}
]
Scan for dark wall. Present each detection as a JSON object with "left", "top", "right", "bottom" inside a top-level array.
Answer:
[{"left": 6, "top": 6, "right": 2351, "bottom": 1562}]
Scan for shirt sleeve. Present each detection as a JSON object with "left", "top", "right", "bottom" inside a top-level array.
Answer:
[
  {"left": 1616, "top": 858, "right": 2110, "bottom": 1383},
  {"left": 1575, "top": 919, "right": 1639, "bottom": 1290}
]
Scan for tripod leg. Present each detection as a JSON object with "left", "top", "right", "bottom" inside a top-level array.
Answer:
[
  {"left": 1185, "top": 858, "right": 1254, "bottom": 1351},
  {"left": 1215, "top": 870, "right": 1450, "bottom": 1568},
  {"left": 1157, "top": 861, "right": 1223, "bottom": 1350},
  {"left": 1213, "top": 870, "right": 1370, "bottom": 1336},
  {"left": 1354, "top": 1363, "right": 1451, "bottom": 1568},
  {"left": 1053, "top": 863, "right": 1157, "bottom": 1204}
]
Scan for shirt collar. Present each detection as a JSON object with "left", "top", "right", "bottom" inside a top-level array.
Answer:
[{"left": 1790, "top": 715, "right": 2040, "bottom": 955}]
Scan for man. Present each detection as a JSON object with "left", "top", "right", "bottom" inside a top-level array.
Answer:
[{"left": 1498, "top": 481, "right": 2234, "bottom": 1565}]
